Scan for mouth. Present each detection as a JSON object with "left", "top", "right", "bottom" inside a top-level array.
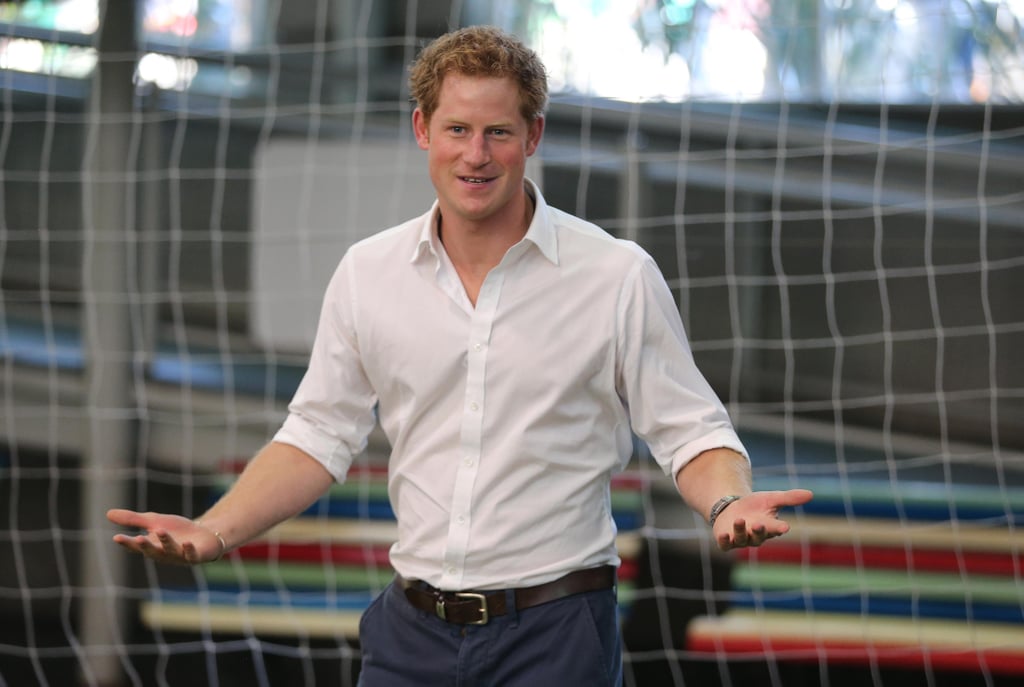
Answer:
[{"left": 459, "top": 176, "right": 494, "bottom": 185}]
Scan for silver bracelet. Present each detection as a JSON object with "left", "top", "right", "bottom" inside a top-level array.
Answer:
[
  {"left": 708, "top": 495, "right": 742, "bottom": 527},
  {"left": 194, "top": 520, "right": 227, "bottom": 562}
]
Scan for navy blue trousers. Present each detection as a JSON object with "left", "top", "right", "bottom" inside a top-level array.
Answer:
[{"left": 357, "top": 579, "right": 623, "bottom": 686}]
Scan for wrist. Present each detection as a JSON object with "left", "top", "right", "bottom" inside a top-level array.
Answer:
[
  {"left": 193, "top": 520, "right": 228, "bottom": 561},
  {"left": 708, "top": 495, "right": 742, "bottom": 527}
]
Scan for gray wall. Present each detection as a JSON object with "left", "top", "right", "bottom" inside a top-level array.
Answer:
[{"left": 2, "top": 96, "right": 1022, "bottom": 452}]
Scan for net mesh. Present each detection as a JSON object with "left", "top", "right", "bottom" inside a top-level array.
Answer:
[{"left": 1, "top": 1, "right": 1023, "bottom": 685}]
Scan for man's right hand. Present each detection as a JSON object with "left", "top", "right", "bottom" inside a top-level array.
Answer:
[{"left": 107, "top": 509, "right": 226, "bottom": 565}]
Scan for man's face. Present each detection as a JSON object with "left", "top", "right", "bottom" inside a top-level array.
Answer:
[{"left": 413, "top": 74, "right": 543, "bottom": 229}]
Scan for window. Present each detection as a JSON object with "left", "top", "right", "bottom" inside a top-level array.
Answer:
[
  {"left": 0, "top": 0, "right": 269, "bottom": 91},
  {"left": 496, "top": 0, "right": 1024, "bottom": 103}
]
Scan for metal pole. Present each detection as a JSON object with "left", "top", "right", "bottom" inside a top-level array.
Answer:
[{"left": 79, "top": 2, "right": 138, "bottom": 684}]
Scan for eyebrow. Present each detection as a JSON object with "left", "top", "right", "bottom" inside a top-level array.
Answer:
[{"left": 439, "top": 116, "right": 519, "bottom": 129}]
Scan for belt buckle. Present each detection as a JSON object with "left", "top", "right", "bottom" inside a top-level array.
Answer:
[{"left": 448, "top": 592, "right": 488, "bottom": 625}]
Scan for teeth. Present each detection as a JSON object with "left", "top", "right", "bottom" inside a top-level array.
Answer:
[{"left": 464, "top": 177, "right": 487, "bottom": 183}]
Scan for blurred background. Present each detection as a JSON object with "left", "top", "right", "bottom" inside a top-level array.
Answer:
[{"left": 1, "top": 1, "right": 1022, "bottom": 685}]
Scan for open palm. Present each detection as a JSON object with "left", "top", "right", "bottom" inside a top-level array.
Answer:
[
  {"left": 713, "top": 488, "right": 813, "bottom": 551},
  {"left": 107, "top": 509, "right": 224, "bottom": 565}
]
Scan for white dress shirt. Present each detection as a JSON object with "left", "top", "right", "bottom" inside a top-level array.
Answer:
[{"left": 274, "top": 180, "right": 748, "bottom": 590}]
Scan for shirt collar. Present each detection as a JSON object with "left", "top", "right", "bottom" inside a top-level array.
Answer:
[
  {"left": 522, "top": 179, "right": 558, "bottom": 266},
  {"left": 410, "top": 178, "right": 558, "bottom": 266}
]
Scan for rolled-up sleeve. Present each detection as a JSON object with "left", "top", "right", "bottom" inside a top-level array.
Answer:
[
  {"left": 615, "top": 253, "right": 748, "bottom": 478},
  {"left": 273, "top": 252, "right": 378, "bottom": 482}
]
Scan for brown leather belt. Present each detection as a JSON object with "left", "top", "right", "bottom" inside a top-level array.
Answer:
[{"left": 398, "top": 566, "right": 617, "bottom": 625}]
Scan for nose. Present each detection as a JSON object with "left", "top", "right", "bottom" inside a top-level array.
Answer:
[{"left": 463, "top": 132, "right": 490, "bottom": 167}]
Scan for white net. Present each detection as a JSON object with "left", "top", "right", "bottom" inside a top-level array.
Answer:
[{"left": 1, "top": 1, "right": 1023, "bottom": 686}]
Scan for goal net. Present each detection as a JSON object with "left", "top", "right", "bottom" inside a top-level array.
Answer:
[{"left": 1, "top": 1, "right": 1023, "bottom": 685}]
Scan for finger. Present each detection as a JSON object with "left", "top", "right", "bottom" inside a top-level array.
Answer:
[
  {"left": 182, "top": 541, "right": 200, "bottom": 564},
  {"left": 136, "top": 534, "right": 163, "bottom": 556},
  {"left": 107, "top": 508, "right": 145, "bottom": 527},
  {"left": 145, "top": 535, "right": 187, "bottom": 563},
  {"left": 748, "top": 523, "right": 768, "bottom": 546},
  {"left": 112, "top": 533, "right": 146, "bottom": 554},
  {"left": 155, "top": 530, "right": 182, "bottom": 556},
  {"left": 731, "top": 518, "right": 749, "bottom": 546},
  {"left": 775, "top": 489, "right": 814, "bottom": 507},
  {"left": 119, "top": 533, "right": 164, "bottom": 561}
]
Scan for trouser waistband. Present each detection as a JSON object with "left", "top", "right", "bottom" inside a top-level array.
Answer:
[{"left": 396, "top": 565, "right": 617, "bottom": 625}]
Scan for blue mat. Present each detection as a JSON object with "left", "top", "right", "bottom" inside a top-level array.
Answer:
[
  {"left": 2, "top": 315, "right": 305, "bottom": 399},
  {"left": 731, "top": 591, "right": 1024, "bottom": 625},
  {"left": 153, "top": 587, "right": 375, "bottom": 611}
]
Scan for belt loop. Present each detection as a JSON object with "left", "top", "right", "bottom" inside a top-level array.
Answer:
[{"left": 504, "top": 588, "right": 520, "bottom": 628}]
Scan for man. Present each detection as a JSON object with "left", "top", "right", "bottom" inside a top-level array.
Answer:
[{"left": 109, "top": 26, "right": 812, "bottom": 686}]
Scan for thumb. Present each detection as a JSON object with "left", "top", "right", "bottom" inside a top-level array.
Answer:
[
  {"left": 107, "top": 508, "right": 146, "bottom": 528},
  {"left": 774, "top": 488, "right": 814, "bottom": 508}
]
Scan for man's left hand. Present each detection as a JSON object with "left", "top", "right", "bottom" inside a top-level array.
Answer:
[{"left": 712, "top": 489, "right": 813, "bottom": 551}]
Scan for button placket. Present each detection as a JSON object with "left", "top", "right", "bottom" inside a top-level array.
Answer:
[{"left": 439, "top": 271, "right": 502, "bottom": 589}]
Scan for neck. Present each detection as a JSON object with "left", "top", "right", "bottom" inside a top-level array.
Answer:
[
  {"left": 438, "top": 187, "right": 535, "bottom": 270},
  {"left": 436, "top": 189, "right": 534, "bottom": 308}
]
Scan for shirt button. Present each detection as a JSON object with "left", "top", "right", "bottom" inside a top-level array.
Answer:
[
  {"left": 469, "top": 402, "right": 479, "bottom": 412},
  {"left": 457, "top": 515, "right": 466, "bottom": 524},
  {"left": 463, "top": 457, "right": 474, "bottom": 466},
  {"left": 447, "top": 566, "right": 457, "bottom": 576},
  {"left": 473, "top": 343, "right": 483, "bottom": 351}
]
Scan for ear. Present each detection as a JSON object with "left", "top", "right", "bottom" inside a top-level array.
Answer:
[
  {"left": 525, "top": 115, "right": 545, "bottom": 157},
  {"left": 412, "top": 108, "right": 430, "bottom": 150}
]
